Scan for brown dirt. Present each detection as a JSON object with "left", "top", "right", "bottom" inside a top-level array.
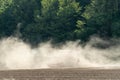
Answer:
[{"left": 0, "top": 68, "right": 120, "bottom": 80}]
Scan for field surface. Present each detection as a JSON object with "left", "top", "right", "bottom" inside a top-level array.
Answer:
[{"left": 0, "top": 68, "right": 120, "bottom": 80}]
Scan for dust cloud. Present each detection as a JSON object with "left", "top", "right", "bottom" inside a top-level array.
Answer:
[{"left": 0, "top": 37, "right": 120, "bottom": 70}]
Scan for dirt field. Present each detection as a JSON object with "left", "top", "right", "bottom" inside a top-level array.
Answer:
[{"left": 0, "top": 68, "right": 120, "bottom": 80}]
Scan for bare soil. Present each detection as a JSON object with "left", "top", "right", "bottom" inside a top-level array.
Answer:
[{"left": 0, "top": 68, "right": 120, "bottom": 80}]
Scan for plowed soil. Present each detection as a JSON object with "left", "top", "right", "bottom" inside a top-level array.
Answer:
[{"left": 0, "top": 68, "right": 120, "bottom": 80}]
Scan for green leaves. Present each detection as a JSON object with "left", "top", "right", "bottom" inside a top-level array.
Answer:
[{"left": 0, "top": 0, "right": 13, "bottom": 14}]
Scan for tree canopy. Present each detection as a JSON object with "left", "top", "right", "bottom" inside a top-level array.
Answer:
[{"left": 0, "top": 0, "right": 120, "bottom": 45}]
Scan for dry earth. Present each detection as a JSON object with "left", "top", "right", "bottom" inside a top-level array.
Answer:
[{"left": 0, "top": 68, "right": 120, "bottom": 80}]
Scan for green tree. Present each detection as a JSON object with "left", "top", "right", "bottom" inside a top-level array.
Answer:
[
  {"left": 0, "top": 0, "right": 41, "bottom": 38},
  {"left": 77, "top": 0, "right": 120, "bottom": 40},
  {"left": 0, "top": 0, "right": 13, "bottom": 14},
  {"left": 0, "top": 0, "right": 14, "bottom": 37},
  {"left": 22, "top": 0, "right": 81, "bottom": 44}
]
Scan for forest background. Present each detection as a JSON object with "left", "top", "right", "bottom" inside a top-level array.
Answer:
[{"left": 0, "top": 0, "right": 120, "bottom": 46}]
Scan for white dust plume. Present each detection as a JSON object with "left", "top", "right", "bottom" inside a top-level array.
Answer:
[{"left": 0, "top": 37, "right": 120, "bottom": 70}]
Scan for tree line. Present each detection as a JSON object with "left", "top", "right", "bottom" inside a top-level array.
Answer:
[{"left": 0, "top": 0, "right": 120, "bottom": 45}]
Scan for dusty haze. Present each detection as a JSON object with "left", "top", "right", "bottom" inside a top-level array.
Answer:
[{"left": 0, "top": 37, "right": 120, "bottom": 70}]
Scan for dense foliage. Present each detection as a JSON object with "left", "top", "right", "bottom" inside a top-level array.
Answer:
[{"left": 0, "top": 0, "right": 120, "bottom": 45}]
